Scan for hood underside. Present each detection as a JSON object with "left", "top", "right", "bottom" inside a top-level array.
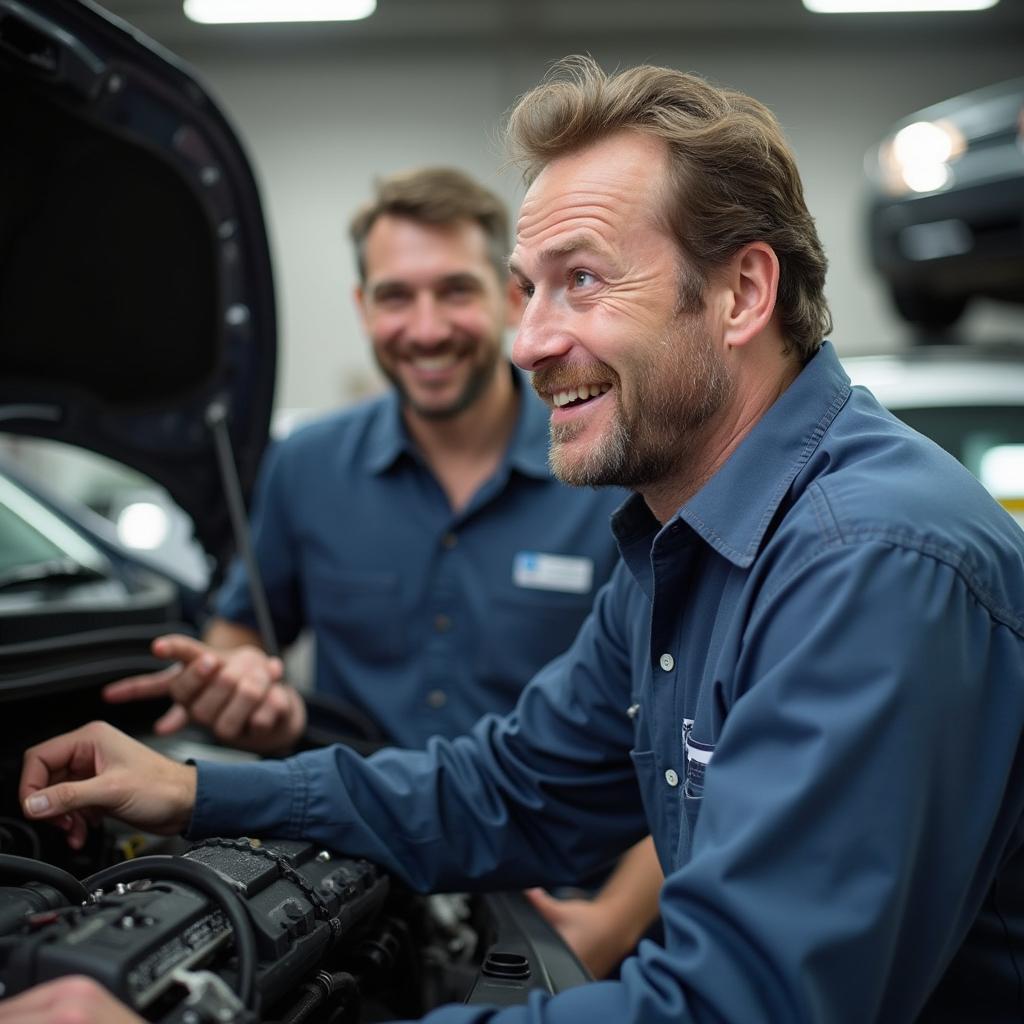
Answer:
[{"left": 0, "top": 0, "right": 277, "bottom": 574}]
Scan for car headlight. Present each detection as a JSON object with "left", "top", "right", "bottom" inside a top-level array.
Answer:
[
  {"left": 116, "top": 500, "right": 170, "bottom": 550},
  {"left": 877, "top": 118, "right": 967, "bottom": 196}
]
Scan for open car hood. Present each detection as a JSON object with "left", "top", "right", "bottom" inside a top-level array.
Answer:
[{"left": 0, "top": 0, "right": 276, "bottom": 573}]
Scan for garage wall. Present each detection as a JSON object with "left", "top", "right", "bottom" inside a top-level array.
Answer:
[{"left": 168, "top": 35, "right": 1024, "bottom": 412}]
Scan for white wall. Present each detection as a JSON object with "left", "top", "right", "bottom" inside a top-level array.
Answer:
[{"left": 171, "top": 36, "right": 1024, "bottom": 412}]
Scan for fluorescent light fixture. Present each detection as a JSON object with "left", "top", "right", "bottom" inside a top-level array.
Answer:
[
  {"left": 183, "top": 0, "right": 376, "bottom": 24},
  {"left": 804, "top": 0, "right": 998, "bottom": 11}
]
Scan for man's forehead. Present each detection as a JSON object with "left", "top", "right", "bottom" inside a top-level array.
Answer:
[
  {"left": 364, "top": 215, "right": 495, "bottom": 280},
  {"left": 514, "top": 132, "right": 671, "bottom": 248},
  {"left": 366, "top": 213, "right": 488, "bottom": 252}
]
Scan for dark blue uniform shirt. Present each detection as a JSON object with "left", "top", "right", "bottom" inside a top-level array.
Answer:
[
  {"left": 214, "top": 366, "right": 623, "bottom": 747},
  {"left": 193, "top": 343, "right": 1024, "bottom": 1023}
]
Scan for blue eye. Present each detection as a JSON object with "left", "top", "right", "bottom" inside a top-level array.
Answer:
[{"left": 572, "top": 270, "right": 596, "bottom": 288}]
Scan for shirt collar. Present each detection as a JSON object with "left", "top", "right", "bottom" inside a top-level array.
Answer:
[
  {"left": 364, "top": 388, "right": 411, "bottom": 475},
  {"left": 363, "top": 363, "right": 551, "bottom": 480},
  {"left": 612, "top": 341, "right": 851, "bottom": 569}
]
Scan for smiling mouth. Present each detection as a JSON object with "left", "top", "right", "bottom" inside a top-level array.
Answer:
[
  {"left": 410, "top": 353, "right": 460, "bottom": 372},
  {"left": 551, "top": 383, "right": 612, "bottom": 408}
]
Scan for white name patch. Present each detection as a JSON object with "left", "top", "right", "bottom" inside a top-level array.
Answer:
[{"left": 513, "top": 552, "right": 594, "bottom": 594}]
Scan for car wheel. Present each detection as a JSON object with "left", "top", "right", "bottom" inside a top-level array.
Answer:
[{"left": 891, "top": 287, "right": 968, "bottom": 331}]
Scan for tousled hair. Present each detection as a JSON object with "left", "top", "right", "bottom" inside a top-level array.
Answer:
[
  {"left": 349, "top": 166, "right": 510, "bottom": 282},
  {"left": 506, "top": 56, "right": 832, "bottom": 359}
]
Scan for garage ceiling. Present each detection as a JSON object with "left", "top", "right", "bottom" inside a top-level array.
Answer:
[{"left": 92, "top": 0, "right": 1024, "bottom": 51}]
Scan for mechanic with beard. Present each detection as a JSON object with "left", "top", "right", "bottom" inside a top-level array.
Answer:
[
  {"left": 17, "top": 58, "right": 1024, "bottom": 1024},
  {"left": 99, "top": 166, "right": 660, "bottom": 980}
]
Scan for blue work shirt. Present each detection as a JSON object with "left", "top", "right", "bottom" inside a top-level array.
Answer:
[
  {"left": 192, "top": 343, "right": 1024, "bottom": 1023},
  {"left": 214, "top": 366, "right": 624, "bottom": 747}
]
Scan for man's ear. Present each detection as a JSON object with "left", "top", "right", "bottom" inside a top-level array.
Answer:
[
  {"left": 721, "top": 242, "right": 779, "bottom": 349},
  {"left": 504, "top": 275, "right": 526, "bottom": 330},
  {"left": 354, "top": 284, "right": 370, "bottom": 333}
]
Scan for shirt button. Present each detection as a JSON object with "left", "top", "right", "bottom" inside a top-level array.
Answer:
[
  {"left": 664, "top": 769, "right": 679, "bottom": 787},
  {"left": 434, "top": 614, "right": 452, "bottom": 633},
  {"left": 427, "top": 689, "right": 448, "bottom": 709},
  {"left": 659, "top": 653, "right": 675, "bottom": 672},
  {"left": 442, "top": 533, "right": 458, "bottom": 549}
]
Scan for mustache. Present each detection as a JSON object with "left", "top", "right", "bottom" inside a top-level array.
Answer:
[{"left": 531, "top": 362, "right": 618, "bottom": 397}]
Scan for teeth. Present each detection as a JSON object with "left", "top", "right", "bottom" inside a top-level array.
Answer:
[
  {"left": 413, "top": 354, "right": 457, "bottom": 371},
  {"left": 552, "top": 383, "right": 611, "bottom": 407}
]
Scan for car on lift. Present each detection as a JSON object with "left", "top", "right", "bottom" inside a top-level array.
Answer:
[{"left": 865, "top": 77, "right": 1024, "bottom": 332}]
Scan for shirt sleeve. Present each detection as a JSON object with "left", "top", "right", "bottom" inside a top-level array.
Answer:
[
  {"left": 195, "top": 537, "right": 1023, "bottom": 1023},
  {"left": 190, "top": 566, "right": 648, "bottom": 892},
  {"left": 211, "top": 439, "right": 304, "bottom": 646}
]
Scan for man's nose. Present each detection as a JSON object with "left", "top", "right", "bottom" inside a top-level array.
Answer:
[
  {"left": 409, "top": 293, "right": 449, "bottom": 345},
  {"left": 511, "top": 291, "right": 573, "bottom": 372}
]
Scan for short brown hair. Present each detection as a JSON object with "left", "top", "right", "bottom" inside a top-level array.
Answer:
[
  {"left": 349, "top": 167, "right": 510, "bottom": 283},
  {"left": 506, "top": 57, "right": 832, "bottom": 360}
]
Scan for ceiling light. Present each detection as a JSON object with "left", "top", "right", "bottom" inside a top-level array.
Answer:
[
  {"left": 803, "top": 0, "right": 998, "bottom": 11},
  {"left": 183, "top": 0, "right": 376, "bottom": 24}
]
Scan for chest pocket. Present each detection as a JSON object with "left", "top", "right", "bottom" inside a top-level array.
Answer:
[
  {"left": 678, "top": 732, "right": 715, "bottom": 863},
  {"left": 306, "top": 568, "right": 405, "bottom": 663},
  {"left": 474, "top": 588, "right": 595, "bottom": 695}
]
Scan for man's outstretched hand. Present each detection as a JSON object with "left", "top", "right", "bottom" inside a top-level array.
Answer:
[
  {"left": 103, "top": 634, "right": 306, "bottom": 755},
  {"left": 20, "top": 721, "right": 197, "bottom": 849}
]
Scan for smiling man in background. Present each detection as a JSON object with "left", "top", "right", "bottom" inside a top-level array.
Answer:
[{"left": 102, "top": 166, "right": 659, "bottom": 978}]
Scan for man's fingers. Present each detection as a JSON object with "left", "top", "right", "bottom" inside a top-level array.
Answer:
[
  {"left": 19, "top": 731, "right": 80, "bottom": 806},
  {"left": 215, "top": 676, "right": 274, "bottom": 740},
  {"left": 23, "top": 774, "right": 114, "bottom": 823},
  {"left": 524, "top": 887, "right": 567, "bottom": 925},
  {"left": 154, "top": 703, "right": 190, "bottom": 736},
  {"left": 67, "top": 811, "right": 90, "bottom": 850},
  {"left": 0, "top": 975, "right": 146, "bottom": 1024},
  {"left": 165, "top": 656, "right": 222, "bottom": 709},
  {"left": 103, "top": 664, "right": 183, "bottom": 703},
  {"left": 152, "top": 633, "right": 215, "bottom": 666},
  {"left": 248, "top": 685, "right": 290, "bottom": 732}
]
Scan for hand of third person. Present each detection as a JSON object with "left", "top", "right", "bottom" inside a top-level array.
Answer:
[
  {"left": 103, "top": 634, "right": 307, "bottom": 756},
  {"left": 0, "top": 976, "right": 145, "bottom": 1024},
  {"left": 525, "top": 887, "right": 633, "bottom": 981}
]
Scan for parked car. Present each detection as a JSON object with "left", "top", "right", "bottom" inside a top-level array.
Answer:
[
  {"left": 842, "top": 345, "right": 1024, "bottom": 530},
  {"left": 0, "top": 0, "right": 588, "bottom": 1019},
  {"left": 866, "top": 77, "right": 1024, "bottom": 331}
]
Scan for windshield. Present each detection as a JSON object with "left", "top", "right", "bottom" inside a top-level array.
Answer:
[
  {"left": 0, "top": 473, "right": 110, "bottom": 579},
  {"left": 0, "top": 502, "right": 69, "bottom": 576}
]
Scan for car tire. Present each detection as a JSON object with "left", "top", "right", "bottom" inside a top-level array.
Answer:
[{"left": 891, "top": 287, "right": 968, "bottom": 331}]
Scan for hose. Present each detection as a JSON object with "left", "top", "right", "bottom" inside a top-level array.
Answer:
[
  {"left": 0, "top": 852, "right": 89, "bottom": 905},
  {"left": 84, "top": 854, "right": 258, "bottom": 1012}
]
